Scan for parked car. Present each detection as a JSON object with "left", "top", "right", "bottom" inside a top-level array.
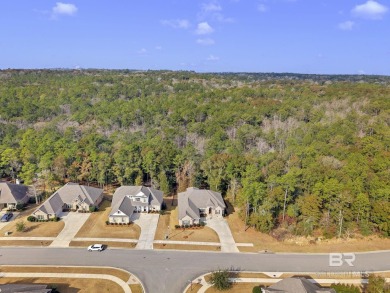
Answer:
[
  {"left": 1, "top": 213, "right": 13, "bottom": 222},
  {"left": 87, "top": 244, "right": 105, "bottom": 251}
]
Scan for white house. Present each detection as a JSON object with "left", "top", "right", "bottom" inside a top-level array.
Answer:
[{"left": 109, "top": 186, "right": 163, "bottom": 224}]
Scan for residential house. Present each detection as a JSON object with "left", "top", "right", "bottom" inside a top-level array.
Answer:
[
  {"left": 109, "top": 186, "right": 163, "bottom": 224},
  {"left": 0, "top": 182, "right": 31, "bottom": 210},
  {"left": 0, "top": 283, "right": 52, "bottom": 293},
  {"left": 32, "top": 182, "right": 103, "bottom": 220},
  {"left": 262, "top": 277, "right": 336, "bottom": 293},
  {"left": 178, "top": 187, "right": 226, "bottom": 226}
]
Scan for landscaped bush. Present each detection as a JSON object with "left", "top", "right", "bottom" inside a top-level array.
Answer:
[
  {"left": 16, "top": 202, "right": 25, "bottom": 211},
  {"left": 161, "top": 202, "right": 167, "bottom": 210},
  {"left": 27, "top": 216, "right": 36, "bottom": 222},
  {"left": 252, "top": 286, "right": 262, "bottom": 293},
  {"left": 89, "top": 206, "right": 97, "bottom": 212},
  {"left": 105, "top": 220, "right": 109, "bottom": 225},
  {"left": 200, "top": 222, "right": 206, "bottom": 227},
  {"left": 330, "top": 284, "right": 360, "bottom": 293},
  {"left": 159, "top": 210, "right": 165, "bottom": 215},
  {"left": 175, "top": 225, "right": 180, "bottom": 229}
]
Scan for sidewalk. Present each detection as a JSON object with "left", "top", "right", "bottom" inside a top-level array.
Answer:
[{"left": 1, "top": 272, "right": 131, "bottom": 293}]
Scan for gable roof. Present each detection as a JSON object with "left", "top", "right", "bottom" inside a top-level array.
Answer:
[
  {"left": 110, "top": 186, "right": 163, "bottom": 217},
  {"left": 178, "top": 187, "right": 226, "bottom": 220},
  {"left": 0, "top": 283, "right": 52, "bottom": 293},
  {"left": 0, "top": 182, "right": 29, "bottom": 204},
  {"left": 34, "top": 182, "right": 103, "bottom": 215},
  {"left": 264, "top": 278, "right": 336, "bottom": 293}
]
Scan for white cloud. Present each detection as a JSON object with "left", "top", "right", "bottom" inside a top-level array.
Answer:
[
  {"left": 257, "top": 4, "right": 268, "bottom": 12},
  {"left": 161, "top": 19, "right": 190, "bottom": 29},
  {"left": 358, "top": 69, "right": 365, "bottom": 74},
  {"left": 338, "top": 20, "right": 355, "bottom": 30},
  {"left": 137, "top": 48, "right": 147, "bottom": 54},
  {"left": 52, "top": 2, "right": 78, "bottom": 16},
  {"left": 196, "top": 22, "right": 214, "bottom": 35},
  {"left": 155, "top": 46, "right": 162, "bottom": 50},
  {"left": 202, "top": 2, "right": 222, "bottom": 12},
  {"left": 352, "top": 0, "right": 388, "bottom": 19},
  {"left": 196, "top": 38, "right": 215, "bottom": 46},
  {"left": 207, "top": 54, "right": 220, "bottom": 61}
]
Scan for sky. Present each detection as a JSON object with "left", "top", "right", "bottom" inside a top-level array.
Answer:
[{"left": 1, "top": 0, "right": 389, "bottom": 74}]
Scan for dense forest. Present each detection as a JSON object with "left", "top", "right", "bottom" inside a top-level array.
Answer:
[{"left": 0, "top": 69, "right": 389, "bottom": 238}]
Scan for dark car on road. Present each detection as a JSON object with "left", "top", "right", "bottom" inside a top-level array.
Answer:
[{"left": 0, "top": 213, "right": 13, "bottom": 222}]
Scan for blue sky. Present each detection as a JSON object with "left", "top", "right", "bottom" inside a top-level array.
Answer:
[{"left": 1, "top": 0, "right": 389, "bottom": 74}]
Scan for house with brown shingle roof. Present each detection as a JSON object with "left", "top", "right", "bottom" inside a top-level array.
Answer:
[
  {"left": 32, "top": 182, "right": 103, "bottom": 220},
  {"left": 178, "top": 187, "right": 226, "bottom": 226},
  {"left": 0, "top": 182, "right": 31, "bottom": 210},
  {"left": 109, "top": 186, "right": 163, "bottom": 223}
]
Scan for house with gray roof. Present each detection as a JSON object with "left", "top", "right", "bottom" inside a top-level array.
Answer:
[
  {"left": 0, "top": 182, "right": 31, "bottom": 210},
  {"left": 178, "top": 187, "right": 226, "bottom": 226},
  {"left": 0, "top": 283, "right": 52, "bottom": 293},
  {"left": 32, "top": 182, "right": 103, "bottom": 220},
  {"left": 109, "top": 186, "right": 163, "bottom": 224},
  {"left": 262, "top": 277, "right": 336, "bottom": 293}
]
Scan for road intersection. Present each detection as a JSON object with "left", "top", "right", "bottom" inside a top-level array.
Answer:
[{"left": 0, "top": 247, "right": 389, "bottom": 293}]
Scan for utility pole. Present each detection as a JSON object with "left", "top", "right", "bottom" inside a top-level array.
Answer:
[{"left": 244, "top": 200, "right": 249, "bottom": 231}]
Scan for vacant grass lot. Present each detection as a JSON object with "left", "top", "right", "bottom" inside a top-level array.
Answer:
[
  {"left": 226, "top": 204, "right": 390, "bottom": 253},
  {"left": 155, "top": 197, "right": 220, "bottom": 243},
  {"left": 154, "top": 243, "right": 220, "bottom": 251},
  {"left": 75, "top": 200, "right": 141, "bottom": 239}
]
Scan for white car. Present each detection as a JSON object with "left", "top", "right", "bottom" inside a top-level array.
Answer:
[{"left": 87, "top": 244, "right": 104, "bottom": 251}]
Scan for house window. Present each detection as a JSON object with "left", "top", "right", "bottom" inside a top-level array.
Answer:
[
  {"left": 183, "top": 220, "right": 190, "bottom": 225},
  {"left": 136, "top": 198, "right": 140, "bottom": 202},
  {"left": 215, "top": 210, "right": 220, "bottom": 214},
  {"left": 37, "top": 215, "right": 44, "bottom": 220}
]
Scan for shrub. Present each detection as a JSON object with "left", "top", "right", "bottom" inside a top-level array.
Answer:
[
  {"left": 159, "top": 210, "right": 165, "bottom": 215},
  {"left": 200, "top": 222, "right": 206, "bottom": 227},
  {"left": 184, "top": 224, "right": 189, "bottom": 229},
  {"left": 16, "top": 221, "right": 26, "bottom": 232},
  {"left": 16, "top": 202, "right": 25, "bottom": 211},
  {"left": 28, "top": 197, "right": 36, "bottom": 204},
  {"left": 175, "top": 225, "right": 180, "bottom": 229},
  {"left": 330, "top": 284, "right": 360, "bottom": 293},
  {"left": 161, "top": 202, "right": 167, "bottom": 210},
  {"left": 27, "top": 216, "right": 36, "bottom": 222},
  {"left": 89, "top": 206, "right": 97, "bottom": 212},
  {"left": 252, "top": 286, "right": 262, "bottom": 293},
  {"left": 105, "top": 221, "right": 109, "bottom": 225},
  {"left": 209, "top": 269, "right": 232, "bottom": 291},
  {"left": 53, "top": 216, "right": 60, "bottom": 222}
]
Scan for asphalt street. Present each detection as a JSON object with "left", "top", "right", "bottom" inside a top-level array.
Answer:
[{"left": 0, "top": 248, "right": 389, "bottom": 293}]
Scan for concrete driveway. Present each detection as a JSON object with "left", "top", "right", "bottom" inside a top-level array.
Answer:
[
  {"left": 206, "top": 217, "right": 239, "bottom": 253},
  {"left": 50, "top": 212, "right": 90, "bottom": 247},
  {"left": 0, "top": 211, "right": 20, "bottom": 230},
  {"left": 132, "top": 213, "right": 159, "bottom": 250}
]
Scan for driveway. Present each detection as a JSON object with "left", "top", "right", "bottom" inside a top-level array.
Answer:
[
  {"left": 132, "top": 213, "right": 159, "bottom": 250},
  {"left": 206, "top": 217, "right": 239, "bottom": 253},
  {"left": 50, "top": 212, "right": 90, "bottom": 247},
  {"left": 0, "top": 211, "right": 20, "bottom": 230}
]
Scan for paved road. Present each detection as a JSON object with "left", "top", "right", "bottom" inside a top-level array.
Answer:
[{"left": 0, "top": 248, "right": 389, "bottom": 293}]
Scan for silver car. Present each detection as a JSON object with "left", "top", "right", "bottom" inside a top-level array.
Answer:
[{"left": 87, "top": 244, "right": 104, "bottom": 251}]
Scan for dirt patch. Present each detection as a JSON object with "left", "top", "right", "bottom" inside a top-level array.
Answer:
[
  {"left": 0, "top": 217, "right": 64, "bottom": 237},
  {"left": 69, "top": 240, "right": 137, "bottom": 249},
  {"left": 0, "top": 277, "right": 123, "bottom": 293},
  {"left": 0, "top": 266, "right": 131, "bottom": 283},
  {"left": 0, "top": 240, "right": 52, "bottom": 246},
  {"left": 226, "top": 207, "right": 390, "bottom": 253},
  {"left": 154, "top": 243, "right": 220, "bottom": 251},
  {"left": 75, "top": 200, "right": 141, "bottom": 239}
]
